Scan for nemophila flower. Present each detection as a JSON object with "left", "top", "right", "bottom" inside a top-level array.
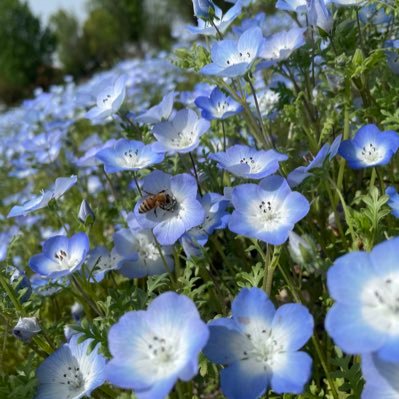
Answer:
[
  {"left": 188, "top": 2, "right": 242, "bottom": 36},
  {"left": 259, "top": 28, "right": 306, "bottom": 63},
  {"left": 307, "top": 0, "right": 333, "bottom": 33},
  {"left": 29, "top": 233, "right": 89, "bottom": 280},
  {"left": 134, "top": 171, "right": 205, "bottom": 245},
  {"left": 181, "top": 193, "right": 229, "bottom": 258},
  {"left": 228, "top": 175, "right": 310, "bottom": 245},
  {"left": 288, "top": 135, "right": 341, "bottom": 187},
  {"left": 8, "top": 175, "right": 77, "bottom": 218},
  {"left": 359, "top": 4, "right": 391, "bottom": 25},
  {"left": 113, "top": 221, "right": 174, "bottom": 278},
  {"left": 96, "top": 139, "right": 164, "bottom": 173},
  {"left": 338, "top": 124, "right": 399, "bottom": 169},
  {"left": 71, "top": 302, "right": 84, "bottom": 322},
  {"left": 210, "top": 145, "right": 288, "bottom": 180},
  {"left": 204, "top": 287, "right": 314, "bottom": 399},
  {"left": 192, "top": 0, "right": 215, "bottom": 19},
  {"left": 135, "top": 92, "right": 175, "bottom": 124},
  {"left": 152, "top": 109, "right": 210, "bottom": 154},
  {"left": 36, "top": 334, "right": 106, "bottom": 399},
  {"left": 331, "top": 0, "right": 363, "bottom": 5},
  {"left": 78, "top": 199, "right": 95, "bottom": 224},
  {"left": 84, "top": 246, "right": 123, "bottom": 283},
  {"left": 325, "top": 237, "right": 399, "bottom": 361},
  {"left": 386, "top": 186, "right": 399, "bottom": 218},
  {"left": 85, "top": 75, "right": 127, "bottom": 122},
  {"left": 385, "top": 40, "right": 399, "bottom": 75},
  {"left": 106, "top": 292, "right": 209, "bottom": 399},
  {"left": 201, "top": 27, "right": 264, "bottom": 78},
  {"left": 13, "top": 317, "right": 41, "bottom": 342},
  {"left": 276, "top": 0, "right": 307, "bottom": 13},
  {"left": 195, "top": 87, "right": 243, "bottom": 121},
  {"left": 361, "top": 353, "right": 399, "bottom": 399}
]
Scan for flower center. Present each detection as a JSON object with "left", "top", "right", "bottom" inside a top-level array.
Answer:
[
  {"left": 54, "top": 249, "right": 80, "bottom": 271},
  {"left": 216, "top": 100, "right": 229, "bottom": 117},
  {"left": 359, "top": 142, "right": 383, "bottom": 164},
  {"left": 123, "top": 148, "right": 139, "bottom": 167},
  {"left": 170, "top": 131, "right": 195, "bottom": 148},
  {"left": 145, "top": 334, "right": 178, "bottom": 367},
  {"left": 258, "top": 200, "right": 282, "bottom": 228},
  {"left": 240, "top": 156, "right": 261, "bottom": 173},
  {"left": 226, "top": 51, "right": 252, "bottom": 66},
  {"left": 56, "top": 362, "right": 85, "bottom": 397},
  {"left": 361, "top": 273, "right": 399, "bottom": 335}
]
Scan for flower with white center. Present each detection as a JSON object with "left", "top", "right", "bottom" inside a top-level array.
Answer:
[
  {"left": 36, "top": 334, "right": 106, "bottom": 399},
  {"left": 361, "top": 353, "right": 399, "bottom": 399},
  {"left": 113, "top": 220, "right": 174, "bottom": 278},
  {"left": 259, "top": 28, "right": 306, "bottom": 63},
  {"left": 188, "top": 1, "right": 242, "bottom": 36},
  {"left": 204, "top": 287, "right": 314, "bottom": 399},
  {"left": 210, "top": 145, "right": 288, "bottom": 180},
  {"left": 105, "top": 292, "right": 209, "bottom": 399},
  {"left": 195, "top": 87, "right": 243, "bottom": 121},
  {"left": 338, "top": 124, "right": 399, "bottom": 169},
  {"left": 229, "top": 175, "right": 309, "bottom": 245},
  {"left": 84, "top": 246, "right": 124, "bottom": 283},
  {"left": 85, "top": 75, "right": 127, "bottom": 122},
  {"left": 325, "top": 237, "right": 399, "bottom": 362},
  {"left": 288, "top": 134, "right": 341, "bottom": 187},
  {"left": 134, "top": 170, "right": 205, "bottom": 245},
  {"left": 181, "top": 193, "right": 229, "bottom": 258},
  {"left": 250, "top": 88, "right": 280, "bottom": 118},
  {"left": 135, "top": 92, "right": 175, "bottom": 124},
  {"left": 8, "top": 175, "right": 77, "bottom": 218},
  {"left": 96, "top": 139, "right": 164, "bottom": 173},
  {"left": 152, "top": 109, "right": 210, "bottom": 154},
  {"left": 386, "top": 186, "right": 399, "bottom": 218},
  {"left": 29, "top": 233, "right": 90, "bottom": 280},
  {"left": 201, "top": 27, "right": 264, "bottom": 78}
]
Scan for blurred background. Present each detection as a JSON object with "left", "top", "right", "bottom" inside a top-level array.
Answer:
[{"left": 0, "top": 0, "right": 202, "bottom": 106}]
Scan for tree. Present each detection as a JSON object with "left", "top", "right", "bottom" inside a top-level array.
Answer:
[{"left": 0, "top": 0, "right": 55, "bottom": 104}]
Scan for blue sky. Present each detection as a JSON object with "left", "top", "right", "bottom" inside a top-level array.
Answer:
[{"left": 26, "top": 0, "right": 88, "bottom": 25}]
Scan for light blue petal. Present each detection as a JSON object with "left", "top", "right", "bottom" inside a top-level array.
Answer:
[{"left": 369, "top": 237, "right": 399, "bottom": 277}]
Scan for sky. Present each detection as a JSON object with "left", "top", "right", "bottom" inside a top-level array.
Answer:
[{"left": 26, "top": 0, "right": 88, "bottom": 25}]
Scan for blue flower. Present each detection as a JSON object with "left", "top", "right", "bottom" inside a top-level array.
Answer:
[
  {"left": 361, "top": 353, "right": 399, "bottom": 399},
  {"left": 152, "top": 109, "right": 210, "bottom": 154},
  {"left": 204, "top": 287, "right": 314, "bottom": 399},
  {"left": 288, "top": 135, "right": 342, "bottom": 187},
  {"left": 188, "top": 2, "right": 242, "bottom": 36},
  {"left": 113, "top": 217, "right": 174, "bottom": 278},
  {"left": 210, "top": 145, "right": 288, "bottom": 180},
  {"left": 134, "top": 171, "right": 205, "bottom": 245},
  {"left": 135, "top": 92, "right": 175, "bottom": 124},
  {"left": 359, "top": 4, "right": 391, "bottom": 25},
  {"left": 385, "top": 40, "right": 399, "bottom": 75},
  {"left": 192, "top": 0, "right": 215, "bottom": 19},
  {"left": 276, "top": 0, "right": 307, "bottom": 13},
  {"left": 307, "top": 0, "right": 333, "bottom": 33},
  {"left": 29, "top": 233, "right": 90, "bottom": 280},
  {"left": 96, "top": 139, "right": 164, "bottom": 173},
  {"left": 338, "top": 124, "right": 399, "bottom": 169},
  {"left": 259, "top": 28, "right": 306, "bottom": 63},
  {"left": 36, "top": 334, "right": 106, "bottom": 399},
  {"left": 386, "top": 186, "right": 399, "bottom": 218},
  {"left": 84, "top": 246, "right": 123, "bottom": 283},
  {"left": 325, "top": 237, "right": 399, "bottom": 362},
  {"left": 8, "top": 176, "right": 77, "bottom": 218},
  {"left": 105, "top": 292, "right": 209, "bottom": 399},
  {"left": 85, "top": 75, "right": 127, "bottom": 122},
  {"left": 201, "top": 27, "right": 264, "bottom": 78},
  {"left": 229, "top": 175, "right": 310, "bottom": 245},
  {"left": 181, "top": 193, "right": 229, "bottom": 258},
  {"left": 195, "top": 87, "right": 243, "bottom": 120}
]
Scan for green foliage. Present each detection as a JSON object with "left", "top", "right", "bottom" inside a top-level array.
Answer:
[{"left": 0, "top": 0, "right": 55, "bottom": 104}]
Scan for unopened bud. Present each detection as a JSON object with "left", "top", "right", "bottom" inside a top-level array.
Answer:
[
  {"left": 78, "top": 199, "right": 95, "bottom": 224},
  {"left": 71, "top": 302, "right": 84, "bottom": 322},
  {"left": 13, "top": 317, "right": 41, "bottom": 342}
]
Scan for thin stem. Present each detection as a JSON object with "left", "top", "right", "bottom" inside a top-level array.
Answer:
[
  {"left": 189, "top": 152, "right": 203, "bottom": 196},
  {"left": 369, "top": 168, "right": 377, "bottom": 191},
  {"left": 133, "top": 171, "right": 143, "bottom": 197},
  {"left": 356, "top": 9, "right": 366, "bottom": 54},
  {"left": 71, "top": 275, "right": 103, "bottom": 317},
  {"left": 221, "top": 119, "right": 227, "bottom": 151},
  {"left": 210, "top": 19, "right": 223, "bottom": 40},
  {"left": 103, "top": 170, "right": 118, "bottom": 203},
  {"left": 247, "top": 77, "right": 273, "bottom": 148}
]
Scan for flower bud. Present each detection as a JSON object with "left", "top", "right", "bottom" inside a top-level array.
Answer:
[
  {"left": 288, "top": 231, "right": 314, "bottom": 265},
  {"left": 71, "top": 302, "right": 84, "bottom": 322},
  {"left": 78, "top": 199, "right": 95, "bottom": 224},
  {"left": 13, "top": 317, "right": 41, "bottom": 342}
]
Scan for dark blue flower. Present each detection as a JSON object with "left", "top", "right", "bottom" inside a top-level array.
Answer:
[{"left": 338, "top": 124, "right": 399, "bottom": 169}]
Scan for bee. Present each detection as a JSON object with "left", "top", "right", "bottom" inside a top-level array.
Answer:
[{"left": 139, "top": 190, "right": 177, "bottom": 216}]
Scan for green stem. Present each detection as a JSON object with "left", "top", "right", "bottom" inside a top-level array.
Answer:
[
  {"left": 369, "top": 168, "right": 377, "bottom": 191},
  {"left": 221, "top": 119, "right": 227, "bottom": 151},
  {"left": 189, "top": 152, "right": 203, "bottom": 196},
  {"left": 133, "top": 171, "right": 143, "bottom": 197}
]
